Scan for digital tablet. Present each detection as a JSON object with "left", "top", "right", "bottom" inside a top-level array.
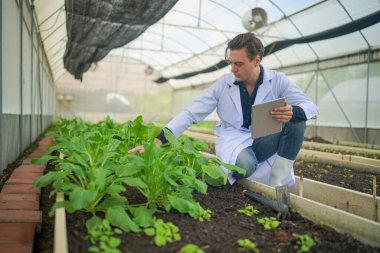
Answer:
[{"left": 251, "top": 98, "right": 285, "bottom": 139}]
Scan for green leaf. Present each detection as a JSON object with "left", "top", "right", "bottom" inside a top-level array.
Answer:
[
  {"left": 167, "top": 194, "right": 200, "bottom": 218},
  {"left": 129, "top": 206, "right": 156, "bottom": 228},
  {"left": 105, "top": 185, "right": 126, "bottom": 196},
  {"left": 86, "top": 216, "right": 103, "bottom": 231},
  {"left": 144, "top": 228, "right": 155, "bottom": 236},
  {"left": 32, "top": 170, "right": 71, "bottom": 188},
  {"left": 97, "top": 196, "right": 127, "bottom": 210},
  {"left": 113, "top": 164, "right": 142, "bottom": 177},
  {"left": 115, "top": 177, "right": 147, "bottom": 188},
  {"left": 183, "top": 139, "right": 196, "bottom": 154},
  {"left": 106, "top": 206, "right": 140, "bottom": 232},
  {"left": 69, "top": 187, "right": 97, "bottom": 211},
  {"left": 221, "top": 162, "right": 246, "bottom": 175},
  {"left": 31, "top": 155, "right": 57, "bottom": 165}
]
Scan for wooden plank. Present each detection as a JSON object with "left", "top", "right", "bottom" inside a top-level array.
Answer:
[
  {"left": 239, "top": 179, "right": 380, "bottom": 248},
  {"left": 290, "top": 176, "right": 380, "bottom": 222},
  {"left": 54, "top": 192, "right": 68, "bottom": 253}
]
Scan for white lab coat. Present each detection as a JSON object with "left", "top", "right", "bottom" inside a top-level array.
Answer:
[{"left": 166, "top": 66, "right": 319, "bottom": 185}]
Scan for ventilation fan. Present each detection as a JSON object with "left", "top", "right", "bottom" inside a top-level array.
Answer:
[{"left": 242, "top": 7, "right": 268, "bottom": 32}]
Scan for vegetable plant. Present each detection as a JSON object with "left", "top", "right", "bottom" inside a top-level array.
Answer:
[
  {"left": 293, "top": 233, "right": 315, "bottom": 253},
  {"left": 237, "top": 239, "right": 259, "bottom": 253},
  {"left": 144, "top": 218, "right": 181, "bottom": 247},
  {"left": 238, "top": 205, "right": 259, "bottom": 217},
  {"left": 85, "top": 218, "right": 123, "bottom": 253},
  {"left": 177, "top": 244, "right": 204, "bottom": 253},
  {"left": 257, "top": 217, "right": 281, "bottom": 230}
]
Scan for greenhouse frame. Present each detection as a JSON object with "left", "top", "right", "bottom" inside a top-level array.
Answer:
[{"left": 1, "top": 0, "right": 380, "bottom": 174}]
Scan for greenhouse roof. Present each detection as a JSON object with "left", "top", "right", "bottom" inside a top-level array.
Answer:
[{"left": 34, "top": 0, "right": 380, "bottom": 88}]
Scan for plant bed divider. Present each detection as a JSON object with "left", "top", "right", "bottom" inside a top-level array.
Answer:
[
  {"left": 53, "top": 152, "right": 68, "bottom": 253},
  {"left": 290, "top": 176, "right": 380, "bottom": 222},
  {"left": 54, "top": 192, "right": 68, "bottom": 253},
  {"left": 239, "top": 179, "right": 380, "bottom": 248},
  {"left": 298, "top": 149, "right": 380, "bottom": 174}
]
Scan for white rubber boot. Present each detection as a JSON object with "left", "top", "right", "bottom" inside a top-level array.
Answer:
[{"left": 269, "top": 155, "right": 294, "bottom": 186}]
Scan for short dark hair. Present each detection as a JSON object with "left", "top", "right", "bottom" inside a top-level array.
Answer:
[{"left": 225, "top": 33, "right": 264, "bottom": 61}]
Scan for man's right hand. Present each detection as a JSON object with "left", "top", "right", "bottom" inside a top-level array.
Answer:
[{"left": 128, "top": 138, "right": 163, "bottom": 154}]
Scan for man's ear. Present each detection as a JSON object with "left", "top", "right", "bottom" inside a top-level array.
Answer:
[{"left": 255, "top": 55, "right": 261, "bottom": 66}]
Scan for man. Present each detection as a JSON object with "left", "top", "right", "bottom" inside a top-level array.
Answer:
[{"left": 129, "top": 33, "right": 319, "bottom": 186}]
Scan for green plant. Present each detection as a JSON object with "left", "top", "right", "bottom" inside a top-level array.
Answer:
[
  {"left": 144, "top": 218, "right": 181, "bottom": 247},
  {"left": 238, "top": 205, "right": 259, "bottom": 217},
  {"left": 257, "top": 217, "right": 280, "bottom": 230},
  {"left": 31, "top": 116, "right": 244, "bottom": 236},
  {"left": 293, "top": 233, "right": 315, "bottom": 253},
  {"left": 85, "top": 218, "right": 123, "bottom": 253},
  {"left": 177, "top": 244, "right": 204, "bottom": 253},
  {"left": 237, "top": 239, "right": 259, "bottom": 252}
]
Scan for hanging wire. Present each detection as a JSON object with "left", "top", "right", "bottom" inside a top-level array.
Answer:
[{"left": 35, "top": 5, "right": 65, "bottom": 33}]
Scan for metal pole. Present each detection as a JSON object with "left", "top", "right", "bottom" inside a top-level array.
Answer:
[
  {"left": 30, "top": 0, "right": 34, "bottom": 144},
  {"left": 365, "top": 49, "right": 370, "bottom": 144},
  {"left": 314, "top": 69, "right": 318, "bottom": 137},
  {"left": 19, "top": 0, "right": 24, "bottom": 154},
  {"left": 0, "top": 0, "right": 3, "bottom": 172}
]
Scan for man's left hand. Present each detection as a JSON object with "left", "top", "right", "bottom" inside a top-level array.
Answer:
[{"left": 271, "top": 102, "right": 293, "bottom": 123}]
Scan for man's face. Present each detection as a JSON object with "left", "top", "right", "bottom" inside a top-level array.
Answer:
[{"left": 227, "top": 48, "right": 259, "bottom": 82}]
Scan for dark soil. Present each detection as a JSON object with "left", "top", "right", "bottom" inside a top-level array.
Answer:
[
  {"left": 294, "top": 160, "right": 380, "bottom": 196},
  {"left": 32, "top": 135, "right": 380, "bottom": 253},
  {"left": 35, "top": 183, "right": 380, "bottom": 253}
]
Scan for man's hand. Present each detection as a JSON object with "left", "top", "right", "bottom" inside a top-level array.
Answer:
[
  {"left": 271, "top": 102, "right": 293, "bottom": 123},
  {"left": 128, "top": 138, "right": 163, "bottom": 154}
]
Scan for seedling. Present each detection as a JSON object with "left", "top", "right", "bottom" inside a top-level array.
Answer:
[
  {"left": 257, "top": 217, "right": 280, "bottom": 230},
  {"left": 293, "top": 233, "right": 315, "bottom": 253},
  {"left": 237, "top": 239, "right": 259, "bottom": 253},
  {"left": 178, "top": 244, "right": 204, "bottom": 253},
  {"left": 238, "top": 205, "right": 259, "bottom": 217},
  {"left": 85, "top": 218, "right": 123, "bottom": 253},
  {"left": 144, "top": 218, "right": 181, "bottom": 247}
]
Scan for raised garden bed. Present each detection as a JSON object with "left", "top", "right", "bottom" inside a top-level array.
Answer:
[
  {"left": 31, "top": 118, "right": 380, "bottom": 252},
  {"left": 33, "top": 181, "right": 380, "bottom": 253}
]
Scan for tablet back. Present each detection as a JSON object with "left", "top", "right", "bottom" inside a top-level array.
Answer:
[{"left": 251, "top": 98, "right": 285, "bottom": 139}]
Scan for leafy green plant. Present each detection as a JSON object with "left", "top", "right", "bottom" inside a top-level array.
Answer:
[
  {"left": 144, "top": 218, "right": 181, "bottom": 247},
  {"left": 32, "top": 116, "right": 243, "bottom": 235},
  {"left": 237, "top": 239, "right": 259, "bottom": 252},
  {"left": 238, "top": 205, "right": 259, "bottom": 217},
  {"left": 293, "top": 233, "right": 315, "bottom": 253},
  {"left": 177, "top": 244, "right": 204, "bottom": 253},
  {"left": 257, "top": 217, "right": 281, "bottom": 230},
  {"left": 85, "top": 218, "right": 123, "bottom": 253}
]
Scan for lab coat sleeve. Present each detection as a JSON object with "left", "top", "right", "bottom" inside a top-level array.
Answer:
[
  {"left": 165, "top": 78, "right": 223, "bottom": 137},
  {"left": 277, "top": 73, "right": 319, "bottom": 120}
]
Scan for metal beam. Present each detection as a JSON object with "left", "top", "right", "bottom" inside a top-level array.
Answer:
[
  {"left": 19, "top": 0, "right": 24, "bottom": 154},
  {"left": 0, "top": 0, "right": 3, "bottom": 172}
]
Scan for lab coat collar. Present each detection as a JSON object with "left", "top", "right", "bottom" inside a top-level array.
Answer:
[{"left": 254, "top": 65, "right": 274, "bottom": 105}]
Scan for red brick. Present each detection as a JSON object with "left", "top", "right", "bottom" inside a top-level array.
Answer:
[
  {"left": 0, "top": 210, "right": 41, "bottom": 223},
  {"left": 34, "top": 146, "right": 49, "bottom": 153},
  {"left": 6, "top": 178, "right": 35, "bottom": 184},
  {"left": 1, "top": 184, "right": 40, "bottom": 194},
  {"left": 0, "top": 200, "right": 39, "bottom": 210},
  {"left": 0, "top": 223, "right": 36, "bottom": 244},
  {"left": 0, "top": 194, "right": 39, "bottom": 210},
  {"left": 39, "top": 137, "right": 52, "bottom": 146},
  {"left": 26, "top": 152, "right": 45, "bottom": 159},
  {"left": 14, "top": 165, "right": 45, "bottom": 173},
  {"left": 9, "top": 172, "right": 43, "bottom": 181},
  {"left": 0, "top": 194, "right": 39, "bottom": 202},
  {"left": 0, "top": 243, "right": 33, "bottom": 253}
]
